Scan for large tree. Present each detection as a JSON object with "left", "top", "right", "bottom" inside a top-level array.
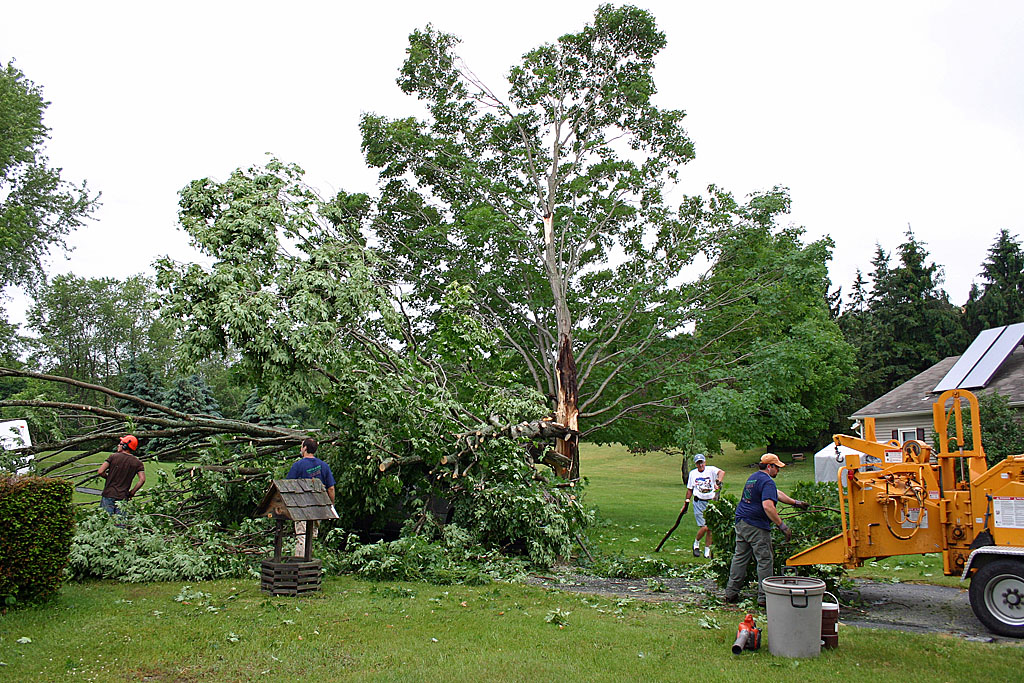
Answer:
[
  {"left": 26, "top": 274, "right": 172, "bottom": 395},
  {"left": 0, "top": 61, "right": 98, "bottom": 292},
  {"left": 963, "top": 229, "right": 1024, "bottom": 336},
  {"left": 149, "top": 159, "right": 584, "bottom": 561},
  {"left": 678, "top": 188, "right": 855, "bottom": 451},
  {"left": 361, "top": 5, "right": 843, "bottom": 472}
]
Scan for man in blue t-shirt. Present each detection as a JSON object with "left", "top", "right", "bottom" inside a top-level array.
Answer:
[
  {"left": 286, "top": 438, "right": 335, "bottom": 556},
  {"left": 724, "top": 453, "right": 807, "bottom": 606}
]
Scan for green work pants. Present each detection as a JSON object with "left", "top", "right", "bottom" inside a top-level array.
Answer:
[{"left": 725, "top": 520, "right": 774, "bottom": 601}]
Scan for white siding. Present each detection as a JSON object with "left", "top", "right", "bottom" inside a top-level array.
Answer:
[{"left": 872, "top": 416, "right": 933, "bottom": 444}]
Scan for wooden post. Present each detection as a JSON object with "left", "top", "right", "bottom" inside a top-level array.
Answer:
[
  {"left": 273, "top": 519, "right": 284, "bottom": 562},
  {"left": 303, "top": 521, "right": 315, "bottom": 561}
]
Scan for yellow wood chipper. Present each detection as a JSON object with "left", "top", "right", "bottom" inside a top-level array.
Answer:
[{"left": 787, "top": 389, "right": 1024, "bottom": 637}]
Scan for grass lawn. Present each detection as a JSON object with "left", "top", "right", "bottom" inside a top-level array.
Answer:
[
  {"left": 1, "top": 577, "right": 1019, "bottom": 681},
  {"left": 578, "top": 443, "right": 958, "bottom": 586},
  {"left": 1, "top": 442, "right": 1010, "bottom": 681},
  {"left": 579, "top": 442, "right": 784, "bottom": 561}
]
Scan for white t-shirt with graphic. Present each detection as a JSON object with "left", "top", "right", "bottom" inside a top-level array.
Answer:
[{"left": 686, "top": 466, "right": 722, "bottom": 500}]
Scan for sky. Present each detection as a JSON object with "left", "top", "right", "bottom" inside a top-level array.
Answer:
[{"left": 3, "top": 0, "right": 1023, "bottom": 325}]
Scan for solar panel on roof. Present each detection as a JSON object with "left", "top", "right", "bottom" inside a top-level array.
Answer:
[
  {"left": 933, "top": 326, "right": 1002, "bottom": 392},
  {"left": 960, "top": 322, "right": 1024, "bottom": 388}
]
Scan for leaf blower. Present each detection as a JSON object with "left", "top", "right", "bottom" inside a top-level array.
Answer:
[{"left": 731, "top": 614, "right": 761, "bottom": 654}]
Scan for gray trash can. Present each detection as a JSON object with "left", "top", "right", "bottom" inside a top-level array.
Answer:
[{"left": 762, "top": 576, "right": 825, "bottom": 658}]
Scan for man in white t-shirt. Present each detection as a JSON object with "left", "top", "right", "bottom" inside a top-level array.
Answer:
[{"left": 684, "top": 453, "right": 725, "bottom": 558}]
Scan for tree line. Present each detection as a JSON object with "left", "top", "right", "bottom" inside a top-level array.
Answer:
[{"left": 834, "top": 227, "right": 1024, "bottom": 434}]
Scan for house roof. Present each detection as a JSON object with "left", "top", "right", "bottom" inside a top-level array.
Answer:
[{"left": 852, "top": 346, "right": 1024, "bottom": 419}]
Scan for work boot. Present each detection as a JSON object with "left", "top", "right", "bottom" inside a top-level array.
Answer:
[
  {"left": 724, "top": 593, "right": 740, "bottom": 604},
  {"left": 692, "top": 543, "right": 700, "bottom": 557}
]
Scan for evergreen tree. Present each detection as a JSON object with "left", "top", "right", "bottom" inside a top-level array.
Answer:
[
  {"left": 963, "top": 229, "right": 1024, "bottom": 336},
  {"left": 833, "top": 269, "right": 875, "bottom": 431},
  {"left": 241, "top": 387, "right": 295, "bottom": 427},
  {"left": 163, "top": 374, "right": 222, "bottom": 418},
  {"left": 117, "top": 357, "right": 166, "bottom": 414},
  {"left": 860, "top": 229, "right": 967, "bottom": 400},
  {"left": 147, "top": 374, "right": 223, "bottom": 460}
]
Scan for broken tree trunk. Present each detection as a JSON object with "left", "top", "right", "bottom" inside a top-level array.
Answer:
[{"left": 554, "top": 334, "right": 580, "bottom": 480}]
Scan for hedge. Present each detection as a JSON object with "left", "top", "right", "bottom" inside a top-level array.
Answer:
[{"left": 0, "top": 476, "right": 75, "bottom": 608}]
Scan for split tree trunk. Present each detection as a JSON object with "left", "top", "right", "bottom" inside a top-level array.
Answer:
[
  {"left": 554, "top": 334, "right": 580, "bottom": 480},
  {"left": 542, "top": 214, "right": 580, "bottom": 480}
]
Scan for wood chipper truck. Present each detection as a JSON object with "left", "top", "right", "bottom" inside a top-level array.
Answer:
[{"left": 787, "top": 389, "right": 1024, "bottom": 637}]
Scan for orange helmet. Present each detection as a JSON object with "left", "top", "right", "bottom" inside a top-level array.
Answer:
[{"left": 119, "top": 435, "right": 139, "bottom": 452}]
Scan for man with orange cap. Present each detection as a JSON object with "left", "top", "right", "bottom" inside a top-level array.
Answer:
[
  {"left": 723, "top": 453, "right": 807, "bottom": 606},
  {"left": 97, "top": 435, "right": 145, "bottom": 515}
]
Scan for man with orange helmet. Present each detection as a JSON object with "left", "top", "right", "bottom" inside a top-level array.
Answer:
[{"left": 97, "top": 435, "right": 145, "bottom": 515}]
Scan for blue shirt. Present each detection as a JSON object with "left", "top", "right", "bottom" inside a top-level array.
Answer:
[
  {"left": 735, "top": 470, "right": 778, "bottom": 530},
  {"left": 286, "top": 456, "right": 336, "bottom": 489}
]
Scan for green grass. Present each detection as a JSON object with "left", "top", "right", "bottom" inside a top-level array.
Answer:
[
  {"left": 579, "top": 443, "right": 959, "bottom": 586},
  {"left": 580, "top": 442, "right": 815, "bottom": 561},
  {"left": 1, "top": 442, "right": 1020, "bottom": 680},
  {"left": 1, "top": 577, "right": 1018, "bottom": 681}
]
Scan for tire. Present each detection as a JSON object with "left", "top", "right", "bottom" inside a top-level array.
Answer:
[{"left": 969, "top": 558, "right": 1024, "bottom": 638}]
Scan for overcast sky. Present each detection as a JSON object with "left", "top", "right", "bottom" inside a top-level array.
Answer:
[{"left": 3, "top": 1, "right": 1023, "bottom": 325}]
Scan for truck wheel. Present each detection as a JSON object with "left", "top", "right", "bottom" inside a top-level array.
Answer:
[{"left": 969, "top": 559, "right": 1024, "bottom": 638}]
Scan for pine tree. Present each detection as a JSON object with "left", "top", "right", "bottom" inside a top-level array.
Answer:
[
  {"left": 147, "top": 374, "right": 223, "bottom": 460},
  {"left": 163, "top": 374, "right": 222, "bottom": 418},
  {"left": 117, "top": 357, "right": 165, "bottom": 415},
  {"left": 861, "top": 229, "right": 967, "bottom": 399},
  {"left": 963, "top": 229, "right": 1024, "bottom": 336},
  {"left": 241, "top": 388, "right": 295, "bottom": 428}
]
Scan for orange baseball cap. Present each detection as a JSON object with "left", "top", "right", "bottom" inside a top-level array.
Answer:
[{"left": 760, "top": 453, "right": 785, "bottom": 467}]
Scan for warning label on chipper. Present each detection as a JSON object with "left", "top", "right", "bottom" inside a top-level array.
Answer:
[
  {"left": 993, "top": 497, "right": 1024, "bottom": 529},
  {"left": 902, "top": 507, "right": 928, "bottom": 529}
]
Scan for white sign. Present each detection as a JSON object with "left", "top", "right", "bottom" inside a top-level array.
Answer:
[
  {"left": 884, "top": 449, "right": 903, "bottom": 464},
  {"left": 0, "top": 420, "right": 31, "bottom": 451},
  {"left": 993, "top": 497, "right": 1024, "bottom": 529}
]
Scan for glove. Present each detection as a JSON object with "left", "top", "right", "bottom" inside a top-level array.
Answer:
[
  {"left": 778, "top": 523, "right": 793, "bottom": 541},
  {"left": 792, "top": 499, "right": 809, "bottom": 510}
]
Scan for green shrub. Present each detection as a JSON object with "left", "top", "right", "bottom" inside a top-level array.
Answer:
[
  {"left": 0, "top": 476, "right": 74, "bottom": 608},
  {"left": 933, "top": 391, "right": 1024, "bottom": 468},
  {"left": 704, "top": 481, "right": 847, "bottom": 594}
]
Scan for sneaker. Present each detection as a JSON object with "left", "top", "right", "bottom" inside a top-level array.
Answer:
[
  {"left": 692, "top": 545, "right": 700, "bottom": 557},
  {"left": 704, "top": 546, "right": 712, "bottom": 559}
]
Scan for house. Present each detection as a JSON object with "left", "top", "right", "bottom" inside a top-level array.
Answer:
[{"left": 850, "top": 323, "right": 1024, "bottom": 444}]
